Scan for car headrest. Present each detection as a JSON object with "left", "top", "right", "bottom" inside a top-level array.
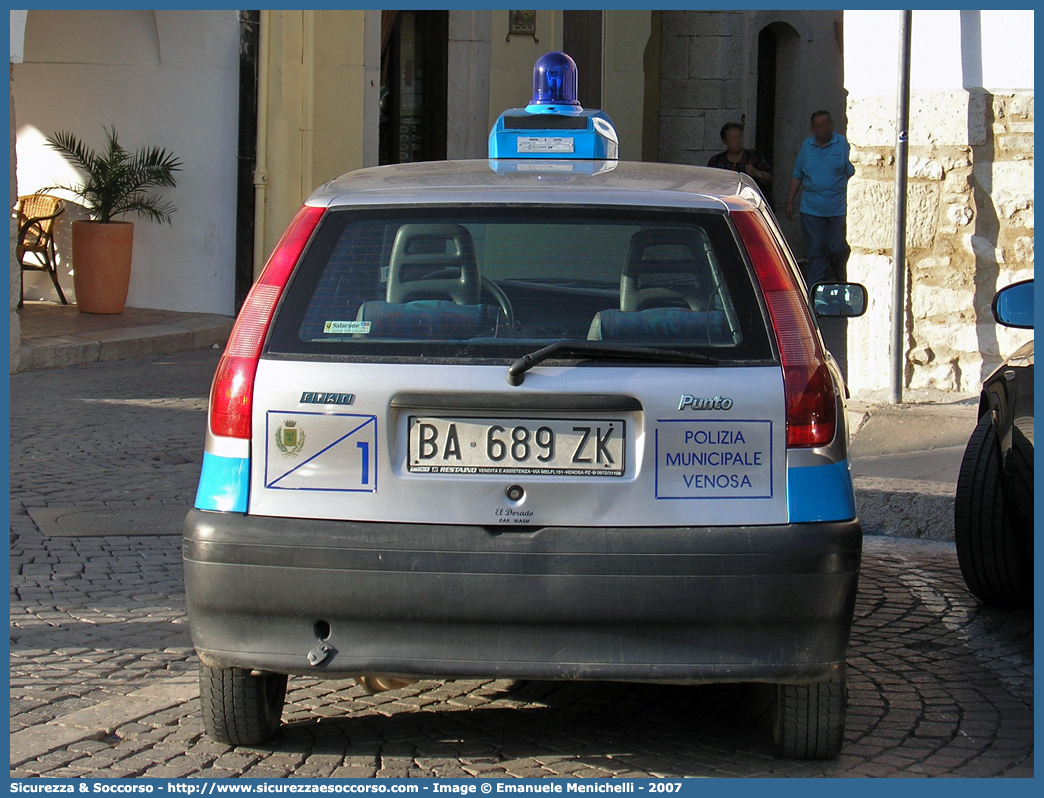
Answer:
[
  {"left": 588, "top": 308, "right": 730, "bottom": 344},
  {"left": 387, "top": 224, "right": 481, "bottom": 305},
  {"left": 624, "top": 228, "right": 712, "bottom": 277},
  {"left": 356, "top": 300, "right": 500, "bottom": 340},
  {"left": 621, "top": 228, "right": 714, "bottom": 312}
]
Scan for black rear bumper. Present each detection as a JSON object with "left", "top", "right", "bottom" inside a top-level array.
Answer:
[{"left": 183, "top": 510, "right": 861, "bottom": 683}]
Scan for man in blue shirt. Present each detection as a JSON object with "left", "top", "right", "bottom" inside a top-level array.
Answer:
[{"left": 786, "top": 111, "right": 856, "bottom": 286}]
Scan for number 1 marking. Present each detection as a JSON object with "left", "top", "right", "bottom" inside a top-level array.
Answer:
[{"left": 357, "top": 441, "right": 370, "bottom": 485}]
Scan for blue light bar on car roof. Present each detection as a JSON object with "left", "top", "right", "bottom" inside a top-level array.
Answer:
[
  {"left": 527, "top": 51, "right": 581, "bottom": 110},
  {"left": 488, "top": 51, "right": 619, "bottom": 160}
]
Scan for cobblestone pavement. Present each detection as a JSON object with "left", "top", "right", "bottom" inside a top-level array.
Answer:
[{"left": 10, "top": 352, "right": 1034, "bottom": 778}]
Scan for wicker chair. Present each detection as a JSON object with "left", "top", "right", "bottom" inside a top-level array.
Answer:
[{"left": 17, "top": 194, "right": 67, "bottom": 306}]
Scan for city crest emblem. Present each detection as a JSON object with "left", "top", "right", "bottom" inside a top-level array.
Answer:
[{"left": 275, "top": 419, "right": 306, "bottom": 457}]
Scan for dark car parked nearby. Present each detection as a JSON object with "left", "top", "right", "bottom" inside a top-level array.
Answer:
[{"left": 954, "top": 279, "right": 1034, "bottom": 608}]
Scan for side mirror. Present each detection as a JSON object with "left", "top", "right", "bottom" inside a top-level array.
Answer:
[
  {"left": 812, "top": 282, "right": 868, "bottom": 318},
  {"left": 992, "top": 280, "right": 1033, "bottom": 329}
]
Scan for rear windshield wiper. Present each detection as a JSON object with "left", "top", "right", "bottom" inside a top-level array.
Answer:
[{"left": 507, "top": 340, "right": 719, "bottom": 386}]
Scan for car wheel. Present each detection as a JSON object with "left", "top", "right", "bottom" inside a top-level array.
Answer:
[
  {"left": 1008, "top": 416, "right": 1034, "bottom": 557},
  {"left": 954, "top": 415, "right": 1033, "bottom": 608},
  {"left": 773, "top": 669, "right": 846, "bottom": 759},
  {"left": 199, "top": 664, "right": 287, "bottom": 746}
]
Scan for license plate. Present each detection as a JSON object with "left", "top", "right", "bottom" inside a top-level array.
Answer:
[{"left": 408, "top": 416, "right": 625, "bottom": 476}]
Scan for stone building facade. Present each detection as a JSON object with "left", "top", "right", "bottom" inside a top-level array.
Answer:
[
  {"left": 844, "top": 10, "right": 1034, "bottom": 400},
  {"left": 11, "top": 9, "right": 1032, "bottom": 397},
  {"left": 656, "top": 9, "right": 845, "bottom": 249}
]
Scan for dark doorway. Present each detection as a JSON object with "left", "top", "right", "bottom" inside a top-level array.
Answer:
[
  {"left": 234, "top": 10, "right": 260, "bottom": 311},
  {"left": 379, "top": 10, "right": 448, "bottom": 165},
  {"left": 755, "top": 27, "right": 777, "bottom": 169},
  {"left": 563, "top": 10, "right": 602, "bottom": 108}
]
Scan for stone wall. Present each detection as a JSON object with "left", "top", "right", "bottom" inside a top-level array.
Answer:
[
  {"left": 447, "top": 10, "right": 491, "bottom": 161},
  {"left": 657, "top": 11, "right": 747, "bottom": 168},
  {"left": 657, "top": 10, "right": 845, "bottom": 249},
  {"left": 845, "top": 89, "right": 1034, "bottom": 399}
]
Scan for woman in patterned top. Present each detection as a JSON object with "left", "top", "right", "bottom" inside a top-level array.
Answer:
[{"left": 707, "top": 122, "right": 772, "bottom": 190}]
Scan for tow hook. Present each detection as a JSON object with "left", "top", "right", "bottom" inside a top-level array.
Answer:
[{"left": 307, "top": 642, "right": 333, "bottom": 666}]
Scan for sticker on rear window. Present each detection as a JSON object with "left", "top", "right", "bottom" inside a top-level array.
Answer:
[{"left": 323, "top": 320, "right": 371, "bottom": 335}]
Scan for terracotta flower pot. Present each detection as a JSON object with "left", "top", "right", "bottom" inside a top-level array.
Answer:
[{"left": 72, "top": 220, "right": 134, "bottom": 314}]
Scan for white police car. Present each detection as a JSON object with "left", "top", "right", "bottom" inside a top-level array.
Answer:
[{"left": 185, "top": 53, "right": 867, "bottom": 759}]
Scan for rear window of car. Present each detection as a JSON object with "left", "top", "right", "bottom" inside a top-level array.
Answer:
[{"left": 267, "top": 206, "right": 774, "bottom": 362}]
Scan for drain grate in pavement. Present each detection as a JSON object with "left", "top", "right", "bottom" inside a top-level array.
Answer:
[{"left": 27, "top": 505, "right": 189, "bottom": 537}]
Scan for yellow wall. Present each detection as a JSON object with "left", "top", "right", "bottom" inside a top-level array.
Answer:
[
  {"left": 488, "top": 10, "right": 563, "bottom": 131},
  {"left": 263, "top": 10, "right": 304, "bottom": 265},
  {"left": 487, "top": 11, "right": 651, "bottom": 161},
  {"left": 313, "top": 10, "right": 374, "bottom": 184},
  {"left": 260, "top": 9, "right": 652, "bottom": 271},
  {"left": 261, "top": 9, "right": 376, "bottom": 268},
  {"left": 603, "top": 11, "right": 651, "bottom": 162}
]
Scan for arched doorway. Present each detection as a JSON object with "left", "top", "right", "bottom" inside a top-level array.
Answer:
[
  {"left": 755, "top": 21, "right": 801, "bottom": 211},
  {"left": 755, "top": 27, "right": 777, "bottom": 171},
  {"left": 751, "top": 15, "right": 851, "bottom": 378}
]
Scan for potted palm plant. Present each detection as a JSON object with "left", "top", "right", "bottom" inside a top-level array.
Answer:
[{"left": 45, "top": 126, "right": 181, "bottom": 314}]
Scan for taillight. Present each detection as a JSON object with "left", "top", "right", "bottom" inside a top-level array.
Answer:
[
  {"left": 209, "top": 205, "right": 325, "bottom": 439},
  {"left": 732, "top": 210, "right": 836, "bottom": 448}
]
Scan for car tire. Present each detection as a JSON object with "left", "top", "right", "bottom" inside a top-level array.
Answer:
[
  {"left": 1008, "top": 416, "right": 1034, "bottom": 557},
  {"left": 199, "top": 664, "right": 287, "bottom": 746},
  {"left": 773, "top": 669, "right": 846, "bottom": 759},
  {"left": 954, "top": 415, "right": 1033, "bottom": 609}
]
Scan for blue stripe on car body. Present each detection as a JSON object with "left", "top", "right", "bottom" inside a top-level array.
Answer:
[
  {"left": 195, "top": 452, "right": 250, "bottom": 513},
  {"left": 787, "top": 459, "right": 857, "bottom": 522}
]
